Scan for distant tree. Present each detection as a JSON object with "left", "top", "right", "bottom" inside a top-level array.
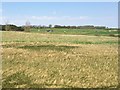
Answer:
[
  {"left": 54, "top": 25, "right": 60, "bottom": 28},
  {"left": 0, "top": 25, "right": 5, "bottom": 31},
  {"left": 49, "top": 24, "right": 52, "bottom": 28},
  {"left": 0, "top": 24, "right": 24, "bottom": 31},
  {"left": 24, "top": 21, "right": 31, "bottom": 32},
  {"left": 9, "top": 24, "right": 24, "bottom": 31},
  {"left": 5, "top": 20, "right": 10, "bottom": 31},
  {"left": 95, "top": 26, "right": 106, "bottom": 29}
]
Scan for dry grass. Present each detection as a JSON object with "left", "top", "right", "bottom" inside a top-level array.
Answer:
[{"left": 1, "top": 31, "right": 118, "bottom": 88}]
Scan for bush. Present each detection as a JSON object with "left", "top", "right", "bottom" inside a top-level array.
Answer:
[
  {"left": 0, "top": 24, "right": 24, "bottom": 31},
  {"left": 0, "top": 25, "right": 5, "bottom": 31}
]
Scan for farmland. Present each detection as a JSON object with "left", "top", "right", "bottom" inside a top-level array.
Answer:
[{"left": 1, "top": 29, "right": 119, "bottom": 88}]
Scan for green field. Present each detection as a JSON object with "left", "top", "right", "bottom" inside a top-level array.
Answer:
[
  {"left": 31, "top": 28, "right": 119, "bottom": 37},
  {"left": 1, "top": 29, "right": 119, "bottom": 88}
]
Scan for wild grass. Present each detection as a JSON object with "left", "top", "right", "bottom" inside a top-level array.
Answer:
[{"left": 1, "top": 31, "right": 119, "bottom": 88}]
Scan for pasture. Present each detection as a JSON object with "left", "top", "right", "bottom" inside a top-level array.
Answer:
[{"left": 1, "top": 29, "right": 119, "bottom": 88}]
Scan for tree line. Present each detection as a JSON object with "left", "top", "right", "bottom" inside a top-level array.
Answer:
[
  {"left": 0, "top": 24, "right": 30, "bottom": 32},
  {"left": 30, "top": 25, "right": 118, "bottom": 30},
  {"left": 0, "top": 24, "right": 118, "bottom": 31},
  {"left": 1, "top": 24, "right": 24, "bottom": 31},
  {"left": 54, "top": 25, "right": 107, "bottom": 29}
]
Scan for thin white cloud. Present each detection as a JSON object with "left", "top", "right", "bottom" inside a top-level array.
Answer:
[
  {"left": 2, "top": 15, "right": 117, "bottom": 28},
  {"left": 0, "top": 16, "right": 6, "bottom": 24},
  {"left": 65, "top": 16, "right": 89, "bottom": 20},
  {"left": 30, "top": 16, "right": 89, "bottom": 21},
  {"left": 31, "top": 16, "right": 58, "bottom": 20},
  {"left": 1, "top": 16, "right": 10, "bottom": 24}
]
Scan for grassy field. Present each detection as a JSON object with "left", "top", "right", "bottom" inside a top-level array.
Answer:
[
  {"left": 31, "top": 28, "right": 119, "bottom": 37},
  {"left": 1, "top": 30, "right": 119, "bottom": 88}
]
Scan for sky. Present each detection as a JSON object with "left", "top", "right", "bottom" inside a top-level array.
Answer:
[
  {"left": 1, "top": 2, "right": 118, "bottom": 28},
  {"left": 1, "top": 0, "right": 120, "bottom": 2}
]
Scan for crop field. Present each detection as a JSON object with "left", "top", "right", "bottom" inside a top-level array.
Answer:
[{"left": 1, "top": 30, "right": 119, "bottom": 88}]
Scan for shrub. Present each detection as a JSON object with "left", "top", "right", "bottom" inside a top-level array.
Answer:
[{"left": 0, "top": 24, "right": 24, "bottom": 31}]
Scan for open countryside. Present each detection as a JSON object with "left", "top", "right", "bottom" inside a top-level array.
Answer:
[{"left": 1, "top": 2, "right": 119, "bottom": 88}]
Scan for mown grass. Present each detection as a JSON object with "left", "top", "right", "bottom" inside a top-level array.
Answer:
[{"left": 1, "top": 31, "right": 119, "bottom": 88}]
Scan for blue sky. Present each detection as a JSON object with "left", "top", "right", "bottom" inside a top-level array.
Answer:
[{"left": 1, "top": 2, "right": 118, "bottom": 28}]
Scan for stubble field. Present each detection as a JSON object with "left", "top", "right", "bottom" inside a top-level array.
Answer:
[{"left": 1, "top": 31, "right": 119, "bottom": 88}]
